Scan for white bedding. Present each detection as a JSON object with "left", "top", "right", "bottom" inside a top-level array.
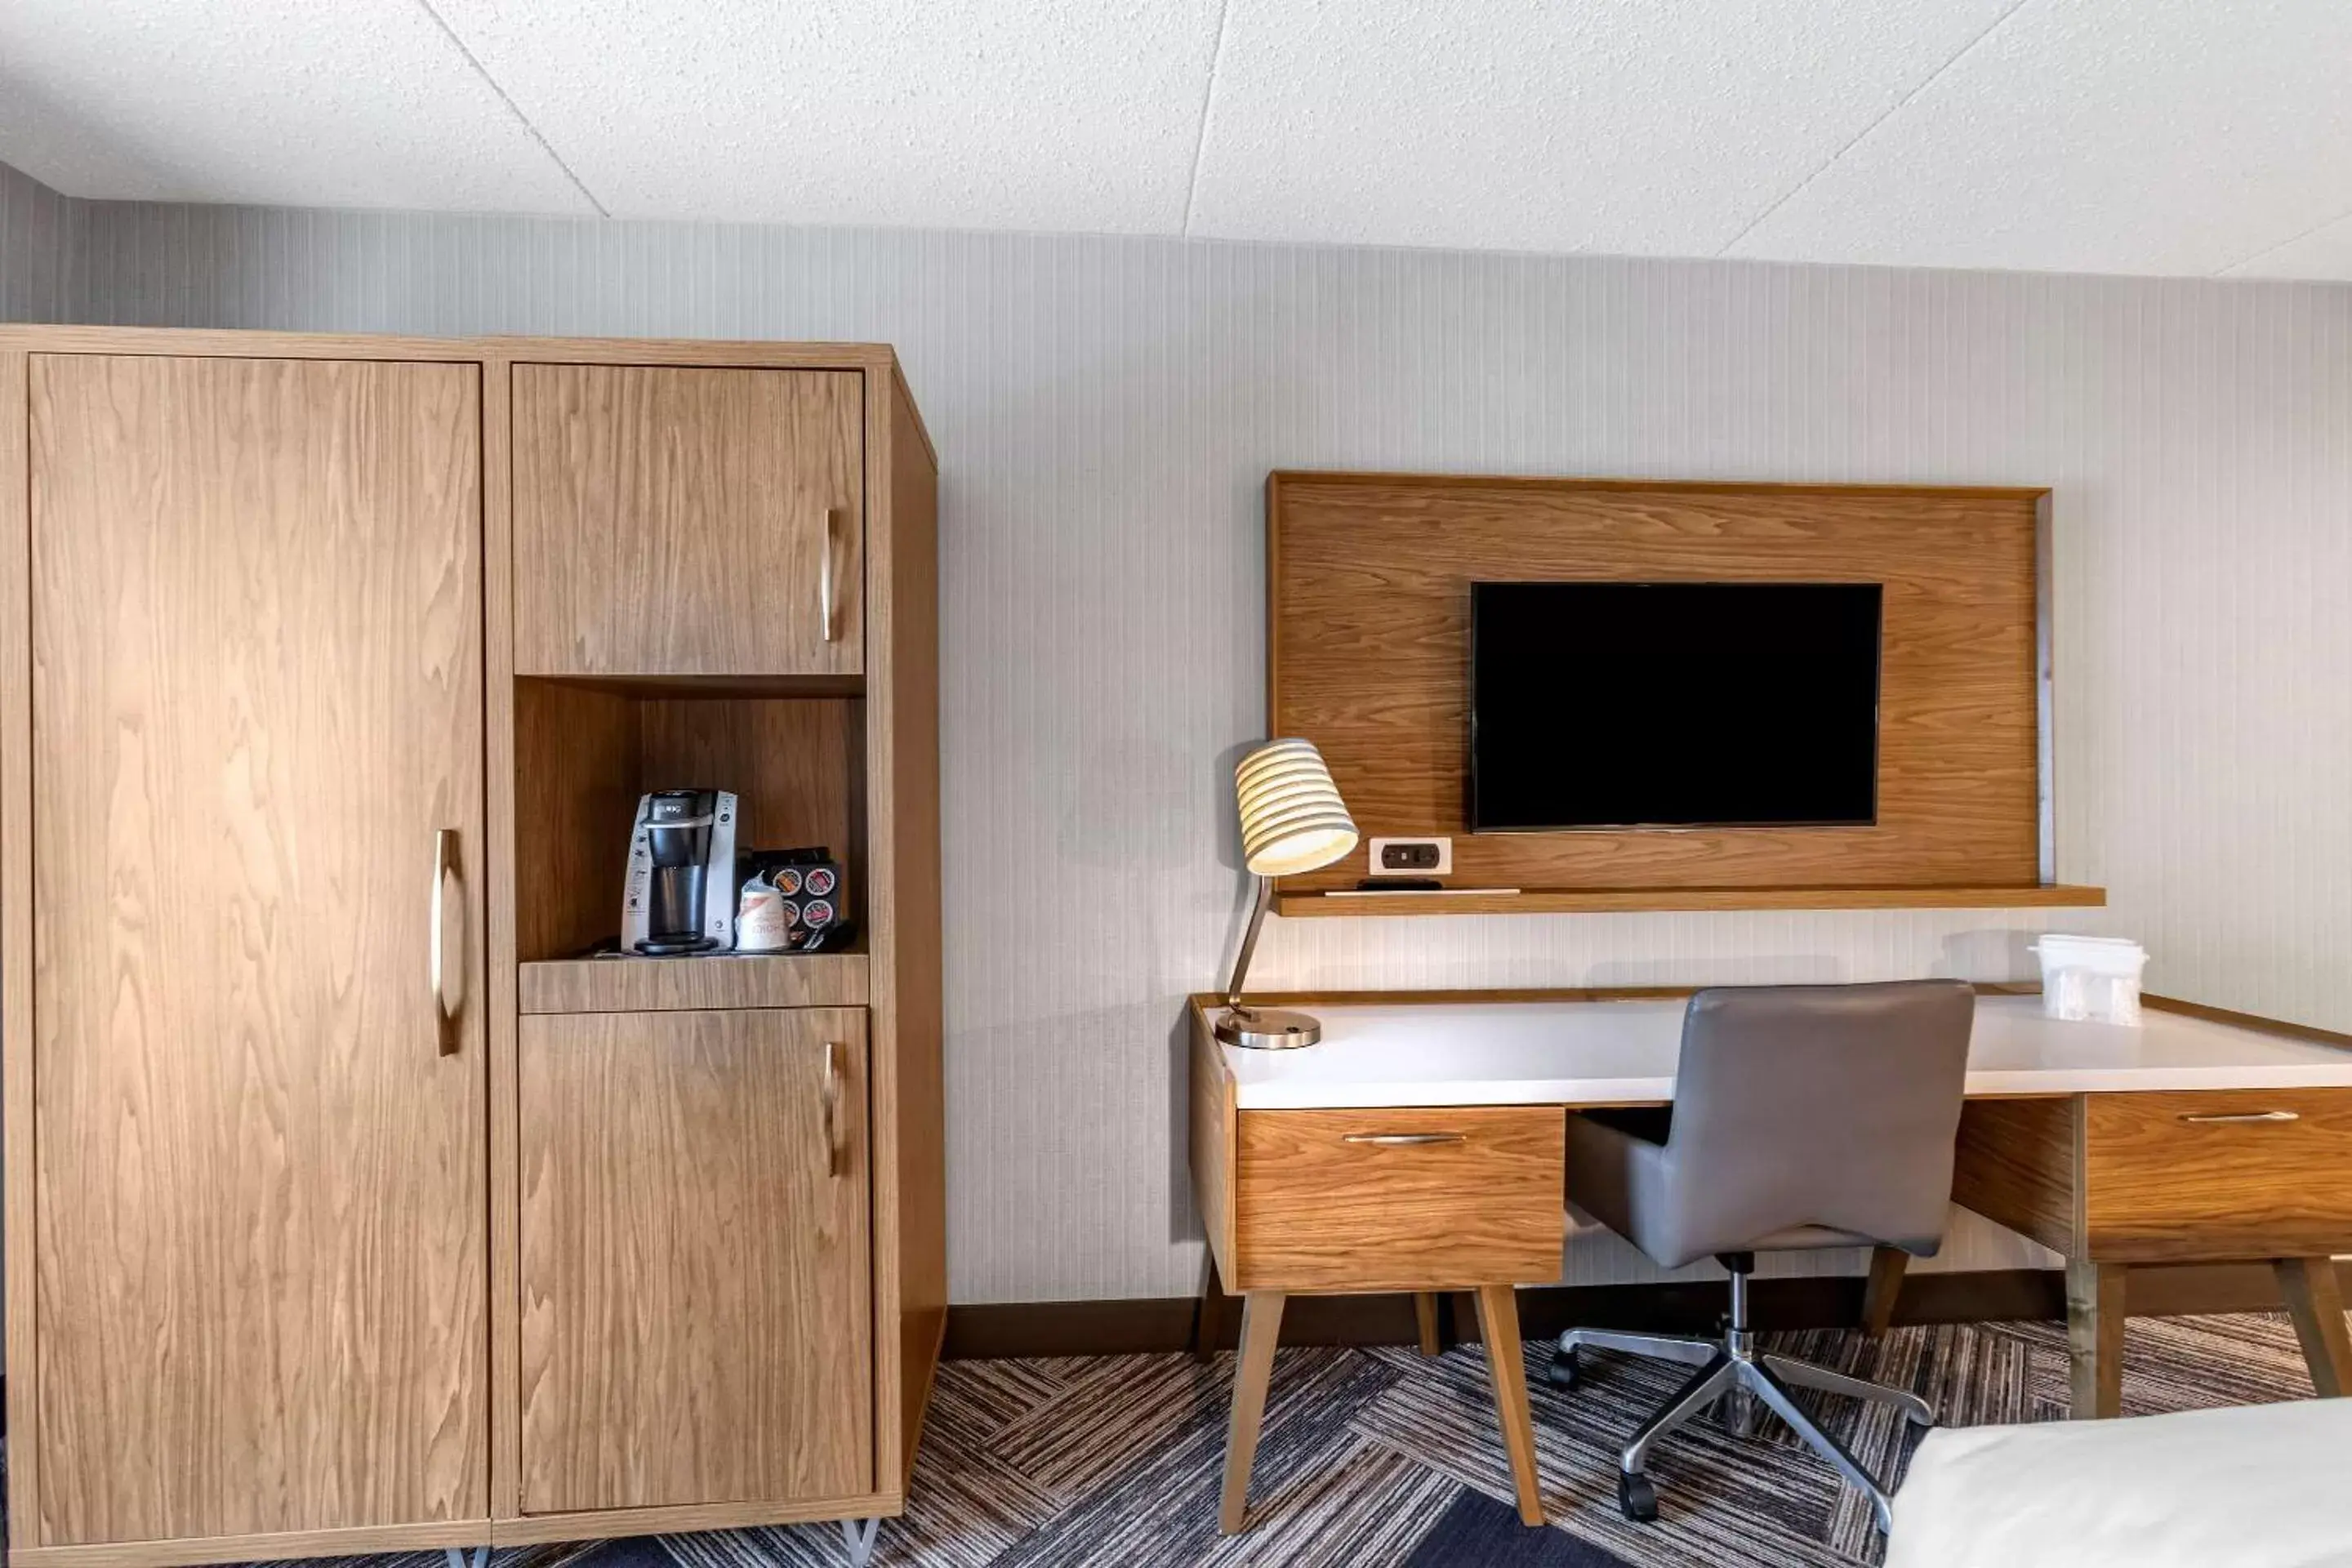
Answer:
[{"left": 1887, "top": 1397, "right": 2352, "bottom": 1568}]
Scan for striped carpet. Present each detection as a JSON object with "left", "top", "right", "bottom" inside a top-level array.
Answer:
[{"left": 1, "top": 1312, "right": 2330, "bottom": 1568}]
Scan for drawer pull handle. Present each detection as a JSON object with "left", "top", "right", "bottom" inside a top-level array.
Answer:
[
  {"left": 819, "top": 506, "right": 840, "bottom": 642},
  {"left": 430, "top": 827, "right": 462, "bottom": 1057},
  {"left": 1343, "top": 1132, "right": 1467, "bottom": 1147},
  {"left": 820, "top": 1040, "right": 845, "bottom": 1177},
  {"left": 2178, "top": 1110, "right": 2301, "bottom": 1125}
]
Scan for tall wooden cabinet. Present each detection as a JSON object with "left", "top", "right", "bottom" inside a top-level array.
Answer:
[{"left": 0, "top": 330, "right": 944, "bottom": 1567}]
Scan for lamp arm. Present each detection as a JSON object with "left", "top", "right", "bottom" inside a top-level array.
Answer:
[{"left": 1222, "top": 874, "right": 1275, "bottom": 1013}]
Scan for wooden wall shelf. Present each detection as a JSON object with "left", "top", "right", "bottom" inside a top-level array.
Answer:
[
  {"left": 519, "top": 952, "right": 871, "bottom": 1013},
  {"left": 1276, "top": 885, "right": 2108, "bottom": 917}
]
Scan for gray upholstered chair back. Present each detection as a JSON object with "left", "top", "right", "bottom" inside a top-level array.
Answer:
[{"left": 1662, "top": 979, "right": 1977, "bottom": 1258}]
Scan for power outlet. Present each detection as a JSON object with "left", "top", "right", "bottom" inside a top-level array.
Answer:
[{"left": 1369, "top": 836, "right": 1452, "bottom": 877}]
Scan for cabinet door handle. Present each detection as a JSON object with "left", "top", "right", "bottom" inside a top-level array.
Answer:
[
  {"left": 818, "top": 506, "right": 840, "bottom": 642},
  {"left": 1343, "top": 1132, "right": 1466, "bottom": 1147},
  {"left": 2178, "top": 1109, "right": 2300, "bottom": 1125},
  {"left": 819, "top": 1040, "right": 845, "bottom": 1177},
  {"left": 431, "top": 828, "right": 462, "bottom": 1056}
]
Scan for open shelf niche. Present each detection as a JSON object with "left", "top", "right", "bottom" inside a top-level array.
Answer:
[{"left": 514, "top": 675, "right": 869, "bottom": 1012}]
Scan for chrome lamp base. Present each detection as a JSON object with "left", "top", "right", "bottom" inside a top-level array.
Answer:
[{"left": 1214, "top": 1007, "right": 1323, "bottom": 1050}]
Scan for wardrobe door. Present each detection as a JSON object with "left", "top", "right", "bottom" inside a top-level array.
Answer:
[
  {"left": 510, "top": 363, "right": 865, "bottom": 677},
  {"left": 518, "top": 1008, "right": 873, "bottom": 1513},
  {"left": 29, "top": 354, "right": 488, "bottom": 1546}
]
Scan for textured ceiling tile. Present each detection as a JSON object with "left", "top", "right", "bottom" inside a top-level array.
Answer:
[
  {"left": 429, "top": 0, "right": 1224, "bottom": 232},
  {"left": 2225, "top": 211, "right": 2352, "bottom": 282},
  {"left": 1728, "top": 0, "right": 2352, "bottom": 276},
  {"left": 0, "top": 0, "right": 595, "bottom": 212},
  {"left": 1184, "top": 0, "right": 2020, "bottom": 256}
]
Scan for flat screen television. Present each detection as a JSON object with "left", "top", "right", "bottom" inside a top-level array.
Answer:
[{"left": 1469, "top": 581, "right": 1882, "bottom": 831}]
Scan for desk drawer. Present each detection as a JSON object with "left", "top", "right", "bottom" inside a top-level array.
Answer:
[
  {"left": 1232, "top": 1107, "right": 1564, "bottom": 1291},
  {"left": 2086, "top": 1089, "right": 2352, "bottom": 1263}
]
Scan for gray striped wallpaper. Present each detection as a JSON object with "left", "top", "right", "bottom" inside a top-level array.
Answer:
[
  {"left": 11, "top": 170, "right": 2352, "bottom": 1302},
  {"left": 0, "top": 159, "right": 76, "bottom": 322}
]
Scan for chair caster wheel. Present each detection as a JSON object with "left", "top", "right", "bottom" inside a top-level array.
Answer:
[
  {"left": 1617, "top": 1470, "right": 1658, "bottom": 1523},
  {"left": 1547, "top": 1346, "right": 1581, "bottom": 1390}
]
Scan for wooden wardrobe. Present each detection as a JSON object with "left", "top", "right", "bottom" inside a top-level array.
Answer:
[{"left": 0, "top": 329, "right": 945, "bottom": 1566}]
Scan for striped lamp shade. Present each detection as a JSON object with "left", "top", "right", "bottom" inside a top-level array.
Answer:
[{"left": 1235, "top": 738, "right": 1358, "bottom": 877}]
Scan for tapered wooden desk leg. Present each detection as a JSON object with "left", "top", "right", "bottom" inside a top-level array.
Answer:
[
  {"left": 1192, "top": 1255, "right": 1232, "bottom": 1364},
  {"left": 2274, "top": 1257, "right": 2352, "bottom": 1397},
  {"left": 1471, "top": 1284, "right": 1546, "bottom": 1526},
  {"left": 1414, "top": 1292, "right": 1442, "bottom": 1356},
  {"left": 1218, "top": 1291, "right": 1286, "bottom": 1534},
  {"left": 1862, "top": 1245, "right": 1909, "bottom": 1337},
  {"left": 2066, "top": 1260, "right": 2126, "bottom": 1419}
]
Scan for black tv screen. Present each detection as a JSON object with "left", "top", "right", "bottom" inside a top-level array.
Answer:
[{"left": 1470, "top": 581, "right": 1882, "bottom": 831}]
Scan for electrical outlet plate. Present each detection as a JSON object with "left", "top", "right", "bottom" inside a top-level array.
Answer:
[{"left": 1369, "top": 836, "right": 1452, "bottom": 876}]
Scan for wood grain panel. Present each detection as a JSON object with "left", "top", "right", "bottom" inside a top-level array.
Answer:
[
  {"left": 1470, "top": 1285, "right": 1544, "bottom": 1526},
  {"left": 0, "top": 327, "right": 900, "bottom": 376},
  {"left": 29, "top": 354, "right": 488, "bottom": 1544},
  {"left": 514, "top": 678, "right": 641, "bottom": 962},
  {"left": 1267, "top": 472, "right": 2047, "bottom": 897},
  {"left": 2082, "top": 1089, "right": 2352, "bottom": 1263},
  {"left": 1217, "top": 1293, "right": 1286, "bottom": 1535},
  {"left": 7, "top": 1519, "right": 493, "bottom": 1568},
  {"left": 511, "top": 364, "right": 863, "bottom": 676},
  {"left": 2274, "top": 1258, "right": 2352, "bottom": 1397},
  {"left": 1953, "top": 1098, "right": 2083, "bottom": 1255},
  {"left": 0, "top": 326, "right": 497, "bottom": 362},
  {"left": 639, "top": 697, "right": 863, "bottom": 886},
  {"left": 880, "top": 363, "right": 948, "bottom": 1481},
  {"left": 519, "top": 953, "right": 869, "bottom": 1013},
  {"left": 1189, "top": 1006, "right": 1239, "bottom": 1280},
  {"left": 484, "top": 1491, "right": 902, "bottom": 1548},
  {"left": 2, "top": 348, "right": 37, "bottom": 1543},
  {"left": 519, "top": 1009, "right": 872, "bottom": 1513},
  {"left": 861, "top": 362, "right": 911, "bottom": 1491},
  {"left": 530, "top": 673, "right": 864, "bottom": 699},
  {"left": 1234, "top": 1107, "right": 1564, "bottom": 1291},
  {"left": 1861, "top": 1246, "right": 1910, "bottom": 1336},
  {"left": 481, "top": 351, "right": 523, "bottom": 1523}
]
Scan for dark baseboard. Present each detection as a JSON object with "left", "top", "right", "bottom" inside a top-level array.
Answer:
[{"left": 942, "top": 1259, "right": 2350, "bottom": 1361}]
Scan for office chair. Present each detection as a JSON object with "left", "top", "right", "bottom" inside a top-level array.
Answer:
[{"left": 1550, "top": 980, "right": 1977, "bottom": 1533}]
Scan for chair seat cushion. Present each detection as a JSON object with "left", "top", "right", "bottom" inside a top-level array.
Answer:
[{"left": 1886, "top": 1398, "right": 2352, "bottom": 1568}]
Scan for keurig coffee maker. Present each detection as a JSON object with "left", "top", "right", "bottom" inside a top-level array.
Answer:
[{"left": 619, "top": 789, "right": 738, "bottom": 955}]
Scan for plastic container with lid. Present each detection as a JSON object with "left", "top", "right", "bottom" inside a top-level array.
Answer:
[{"left": 2031, "top": 934, "right": 2149, "bottom": 1025}]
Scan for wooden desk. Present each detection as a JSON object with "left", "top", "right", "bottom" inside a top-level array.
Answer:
[{"left": 1188, "top": 990, "right": 2352, "bottom": 1532}]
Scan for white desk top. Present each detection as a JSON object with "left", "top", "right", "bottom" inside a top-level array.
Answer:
[{"left": 1221, "top": 995, "right": 2352, "bottom": 1110}]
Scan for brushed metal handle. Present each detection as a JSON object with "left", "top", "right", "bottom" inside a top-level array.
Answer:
[
  {"left": 2178, "top": 1110, "right": 2300, "bottom": 1125},
  {"left": 820, "top": 1040, "right": 844, "bottom": 1177},
  {"left": 431, "top": 828, "right": 461, "bottom": 1056},
  {"left": 1343, "top": 1132, "right": 1466, "bottom": 1147},
  {"left": 818, "top": 506, "right": 839, "bottom": 642}
]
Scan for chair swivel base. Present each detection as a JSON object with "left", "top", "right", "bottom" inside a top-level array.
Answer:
[{"left": 1552, "top": 1312, "right": 1930, "bottom": 1533}]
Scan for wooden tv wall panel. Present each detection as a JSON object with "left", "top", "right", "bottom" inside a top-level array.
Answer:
[{"left": 1267, "top": 471, "right": 2100, "bottom": 914}]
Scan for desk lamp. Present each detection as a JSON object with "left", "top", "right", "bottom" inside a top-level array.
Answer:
[{"left": 1216, "top": 738, "right": 1358, "bottom": 1049}]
